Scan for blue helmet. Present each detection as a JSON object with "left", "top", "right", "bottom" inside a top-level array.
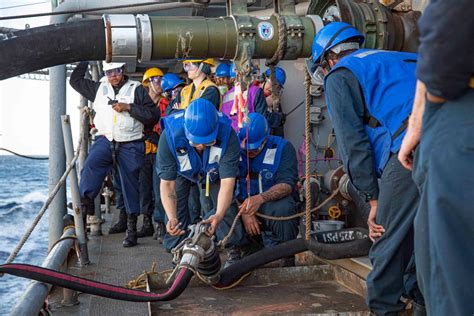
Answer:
[
  {"left": 184, "top": 99, "right": 219, "bottom": 145},
  {"left": 229, "top": 63, "right": 236, "bottom": 79},
  {"left": 264, "top": 67, "right": 286, "bottom": 87},
  {"left": 215, "top": 63, "right": 230, "bottom": 78},
  {"left": 238, "top": 113, "right": 269, "bottom": 150},
  {"left": 161, "top": 73, "right": 184, "bottom": 92},
  {"left": 311, "top": 22, "right": 364, "bottom": 64},
  {"left": 229, "top": 63, "right": 257, "bottom": 79}
]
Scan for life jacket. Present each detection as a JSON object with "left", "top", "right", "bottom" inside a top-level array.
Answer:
[
  {"left": 221, "top": 84, "right": 259, "bottom": 132},
  {"left": 179, "top": 79, "right": 219, "bottom": 109},
  {"left": 237, "top": 135, "right": 287, "bottom": 200},
  {"left": 161, "top": 111, "right": 232, "bottom": 184},
  {"left": 93, "top": 78, "right": 143, "bottom": 142},
  {"left": 325, "top": 49, "right": 417, "bottom": 175}
]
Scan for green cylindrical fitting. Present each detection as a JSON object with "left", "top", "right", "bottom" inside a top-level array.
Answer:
[{"left": 149, "top": 15, "right": 315, "bottom": 60}]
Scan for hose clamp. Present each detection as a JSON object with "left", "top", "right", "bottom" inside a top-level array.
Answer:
[{"left": 103, "top": 14, "right": 138, "bottom": 71}]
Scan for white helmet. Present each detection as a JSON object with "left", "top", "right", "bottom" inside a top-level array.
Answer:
[{"left": 102, "top": 61, "right": 125, "bottom": 71}]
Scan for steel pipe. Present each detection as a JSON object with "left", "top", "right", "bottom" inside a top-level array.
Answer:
[{"left": 10, "top": 216, "right": 76, "bottom": 315}]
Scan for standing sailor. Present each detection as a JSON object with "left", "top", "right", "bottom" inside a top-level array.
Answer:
[
  {"left": 70, "top": 61, "right": 160, "bottom": 248},
  {"left": 307, "top": 22, "right": 423, "bottom": 314},
  {"left": 398, "top": 0, "right": 474, "bottom": 314},
  {"left": 167, "top": 58, "right": 220, "bottom": 114}
]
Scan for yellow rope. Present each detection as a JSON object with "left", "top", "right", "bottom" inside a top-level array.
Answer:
[
  {"left": 125, "top": 262, "right": 174, "bottom": 290},
  {"left": 196, "top": 271, "right": 252, "bottom": 290}
]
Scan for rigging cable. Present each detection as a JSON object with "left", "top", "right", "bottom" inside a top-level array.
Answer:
[
  {"left": 0, "top": 148, "right": 48, "bottom": 160},
  {"left": 0, "top": 1, "right": 204, "bottom": 21}
]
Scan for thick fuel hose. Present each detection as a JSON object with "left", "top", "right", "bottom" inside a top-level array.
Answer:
[
  {"left": 0, "top": 19, "right": 105, "bottom": 80},
  {"left": 0, "top": 263, "right": 192, "bottom": 302},
  {"left": 215, "top": 238, "right": 308, "bottom": 287}
]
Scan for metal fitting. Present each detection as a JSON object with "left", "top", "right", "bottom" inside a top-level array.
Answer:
[{"left": 103, "top": 14, "right": 139, "bottom": 71}]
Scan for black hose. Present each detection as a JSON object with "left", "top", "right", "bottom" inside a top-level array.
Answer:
[
  {"left": 0, "top": 19, "right": 105, "bottom": 80},
  {"left": 0, "top": 264, "right": 193, "bottom": 302},
  {"left": 305, "top": 230, "right": 372, "bottom": 260},
  {"left": 215, "top": 238, "right": 308, "bottom": 287}
]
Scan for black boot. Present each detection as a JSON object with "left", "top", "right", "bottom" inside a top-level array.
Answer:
[
  {"left": 109, "top": 209, "right": 127, "bottom": 234},
  {"left": 137, "top": 214, "right": 155, "bottom": 238},
  {"left": 123, "top": 214, "right": 138, "bottom": 247}
]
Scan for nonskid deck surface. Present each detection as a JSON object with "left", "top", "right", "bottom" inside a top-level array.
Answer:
[{"left": 47, "top": 207, "right": 369, "bottom": 315}]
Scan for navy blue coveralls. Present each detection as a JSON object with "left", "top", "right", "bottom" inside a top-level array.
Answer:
[
  {"left": 70, "top": 62, "right": 160, "bottom": 215},
  {"left": 157, "top": 112, "right": 247, "bottom": 251},
  {"left": 237, "top": 136, "right": 299, "bottom": 247},
  {"left": 325, "top": 50, "right": 422, "bottom": 315},
  {"left": 413, "top": 1, "right": 474, "bottom": 314}
]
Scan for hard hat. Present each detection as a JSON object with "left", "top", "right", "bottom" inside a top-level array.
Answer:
[
  {"left": 182, "top": 58, "right": 216, "bottom": 67},
  {"left": 229, "top": 63, "right": 236, "bottom": 79},
  {"left": 229, "top": 63, "right": 257, "bottom": 79},
  {"left": 238, "top": 113, "right": 269, "bottom": 150},
  {"left": 161, "top": 73, "right": 184, "bottom": 92},
  {"left": 215, "top": 63, "right": 230, "bottom": 78},
  {"left": 142, "top": 67, "right": 164, "bottom": 86},
  {"left": 311, "top": 22, "right": 364, "bottom": 64},
  {"left": 184, "top": 99, "right": 219, "bottom": 145},
  {"left": 264, "top": 67, "right": 286, "bottom": 87},
  {"left": 102, "top": 61, "right": 125, "bottom": 71}
]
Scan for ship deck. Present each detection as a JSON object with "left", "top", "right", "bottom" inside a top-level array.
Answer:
[{"left": 47, "top": 207, "right": 372, "bottom": 315}]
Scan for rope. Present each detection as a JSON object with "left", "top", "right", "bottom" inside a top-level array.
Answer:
[
  {"left": 0, "top": 148, "right": 48, "bottom": 160},
  {"left": 304, "top": 70, "right": 312, "bottom": 240},
  {"left": 47, "top": 235, "right": 77, "bottom": 255},
  {"left": 2, "top": 109, "right": 89, "bottom": 268},
  {"left": 196, "top": 271, "right": 252, "bottom": 290},
  {"left": 219, "top": 188, "right": 340, "bottom": 248},
  {"left": 126, "top": 262, "right": 174, "bottom": 290},
  {"left": 266, "top": 13, "right": 287, "bottom": 113}
]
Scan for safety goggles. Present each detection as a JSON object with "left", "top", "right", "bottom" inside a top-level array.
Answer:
[
  {"left": 305, "top": 58, "right": 325, "bottom": 86},
  {"left": 189, "top": 139, "right": 216, "bottom": 147},
  {"left": 105, "top": 67, "right": 123, "bottom": 77},
  {"left": 183, "top": 62, "right": 200, "bottom": 73},
  {"left": 149, "top": 76, "right": 162, "bottom": 84}
]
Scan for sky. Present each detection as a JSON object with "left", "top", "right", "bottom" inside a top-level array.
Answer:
[{"left": 0, "top": 0, "right": 81, "bottom": 156}]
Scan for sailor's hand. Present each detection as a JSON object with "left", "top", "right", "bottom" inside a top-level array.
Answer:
[
  {"left": 202, "top": 213, "right": 224, "bottom": 236},
  {"left": 238, "top": 195, "right": 264, "bottom": 216},
  {"left": 112, "top": 102, "right": 131, "bottom": 112},
  {"left": 166, "top": 218, "right": 184, "bottom": 236},
  {"left": 398, "top": 115, "right": 422, "bottom": 170},
  {"left": 241, "top": 214, "right": 261, "bottom": 236},
  {"left": 367, "top": 200, "right": 385, "bottom": 242}
]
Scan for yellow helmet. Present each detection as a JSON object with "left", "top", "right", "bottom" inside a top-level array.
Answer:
[
  {"left": 142, "top": 67, "right": 164, "bottom": 86},
  {"left": 182, "top": 58, "right": 216, "bottom": 67}
]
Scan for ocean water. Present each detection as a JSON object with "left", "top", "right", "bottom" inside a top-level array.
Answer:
[{"left": 0, "top": 155, "right": 50, "bottom": 314}]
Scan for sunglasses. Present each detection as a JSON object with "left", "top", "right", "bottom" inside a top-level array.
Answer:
[
  {"left": 189, "top": 140, "right": 216, "bottom": 147},
  {"left": 105, "top": 68, "right": 123, "bottom": 77}
]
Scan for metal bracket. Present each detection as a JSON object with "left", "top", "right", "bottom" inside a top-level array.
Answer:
[
  {"left": 272, "top": 0, "right": 305, "bottom": 60},
  {"left": 227, "top": 0, "right": 256, "bottom": 86}
]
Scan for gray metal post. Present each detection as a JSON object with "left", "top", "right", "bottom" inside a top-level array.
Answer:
[
  {"left": 10, "top": 215, "right": 76, "bottom": 315},
  {"left": 89, "top": 63, "right": 103, "bottom": 236},
  {"left": 48, "top": 65, "right": 67, "bottom": 249},
  {"left": 61, "top": 115, "right": 90, "bottom": 265}
]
